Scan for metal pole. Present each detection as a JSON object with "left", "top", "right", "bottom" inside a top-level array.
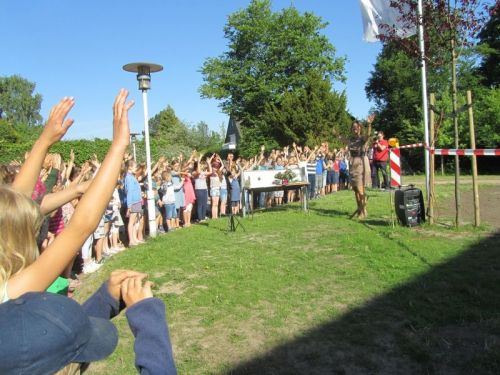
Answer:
[
  {"left": 141, "top": 90, "right": 157, "bottom": 238},
  {"left": 417, "top": 0, "right": 431, "bottom": 204}
]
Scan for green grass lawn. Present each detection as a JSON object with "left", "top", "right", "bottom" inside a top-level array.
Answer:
[{"left": 75, "top": 182, "right": 500, "bottom": 374}]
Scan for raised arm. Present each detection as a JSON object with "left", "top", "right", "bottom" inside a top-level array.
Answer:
[
  {"left": 8, "top": 89, "right": 134, "bottom": 299},
  {"left": 39, "top": 180, "right": 91, "bottom": 215},
  {"left": 207, "top": 155, "right": 214, "bottom": 174},
  {"left": 152, "top": 156, "right": 165, "bottom": 175},
  {"left": 306, "top": 146, "right": 318, "bottom": 162},
  {"left": 12, "top": 98, "right": 75, "bottom": 197},
  {"left": 364, "top": 114, "right": 375, "bottom": 147},
  {"left": 63, "top": 149, "right": 75, "bottom": 183}
]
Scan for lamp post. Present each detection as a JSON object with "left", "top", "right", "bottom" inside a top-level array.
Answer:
[
  {"left": 130, "top": 132, "right": 140, "bottom": 161},
  {"left": 123, "top": 62, "right": 163, "bottom": 238}
]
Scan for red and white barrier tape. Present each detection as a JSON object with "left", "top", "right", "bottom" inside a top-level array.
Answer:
[
  {"left": 399, "top": 143, "right": 426, "bottom": 149},
  {"left": 430, "top": 148, "right": 500, "bottom": 156},
  {"left": 394, "top": 143, "right": 499, "bottom": 156}
]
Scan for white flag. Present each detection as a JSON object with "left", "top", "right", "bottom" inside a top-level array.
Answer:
[{"left": 359, "top": 0, "right": 416, "bottom": 42}]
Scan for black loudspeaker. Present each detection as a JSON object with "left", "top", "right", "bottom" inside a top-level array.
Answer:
[{"left": 394, "top": 185, "right": 425, "bottom": 227}]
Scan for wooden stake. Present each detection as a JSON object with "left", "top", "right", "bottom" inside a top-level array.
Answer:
[
  {"left": 467, "top": 90, "right": 480, "bottom": 226},
  {"left": 429, "top": 94, "right": 436, "bottom": 225}
]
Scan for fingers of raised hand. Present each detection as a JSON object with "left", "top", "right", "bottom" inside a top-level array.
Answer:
[
  {"left": 113, "top": 89, "right": 127, "bottom": 117},
  {"left": 43, "top": 97, "right": 75, "bottom": 143},
  {"left": 112, "top": 89, "right": 134, "bottom": 145}
]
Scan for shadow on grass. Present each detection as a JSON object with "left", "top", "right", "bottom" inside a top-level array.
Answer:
[
  {"left": 226, "top": 231, "right": 500, "bottom": 374},
  {"left": 249, "top": 203, "right": 305, "bottom": 214},
  {"left": 309, "top": 207, "right": 351, "bottom": 217},
  {"left": 361, "top": 219, "right": 391, "bottom": 227}
]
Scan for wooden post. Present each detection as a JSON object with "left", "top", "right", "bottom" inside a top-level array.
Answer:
[
  {"left": 467, "top": 90, "right": 480, "bottom": 226},
  {"left": 429, "top": 94, "right": 436, "bottom": 224}
]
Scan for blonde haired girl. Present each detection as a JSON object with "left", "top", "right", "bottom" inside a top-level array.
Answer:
[{"left": 1, "top": 89, "right": 134, "bottom": 302}]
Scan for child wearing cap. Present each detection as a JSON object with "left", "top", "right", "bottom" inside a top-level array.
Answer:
[{"left": 0, "top": 270, "right": 177, "bottom": 374}]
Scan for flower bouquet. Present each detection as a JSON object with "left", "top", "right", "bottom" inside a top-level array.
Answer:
[{"left": 274, "top": 169, "right": 297, "bottom": 185}]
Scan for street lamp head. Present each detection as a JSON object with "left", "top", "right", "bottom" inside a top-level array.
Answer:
[{"left": 123, "top": 62, "right": 163, "bottom": 91}]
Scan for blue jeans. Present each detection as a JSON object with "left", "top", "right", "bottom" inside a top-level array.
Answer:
[
  {"left": 195, "top": 189, "right": 208, "bottom": 221},
  {"left": 307, "top": 174, "right": 316, "bottom": 199}
]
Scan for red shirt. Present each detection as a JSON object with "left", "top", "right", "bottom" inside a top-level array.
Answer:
[
  {"left": 373, "top": 139, "right": 389, "bottom": 162},
  {"left": 333, "top": 160, "right": 340, "bottom": 173}
]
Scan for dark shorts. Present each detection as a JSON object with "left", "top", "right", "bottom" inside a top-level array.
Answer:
[
  {"left": 231, "top": 201, "right": 240, "bottom": 207},
  {"left": 130, "top": 202, "right": 143, "bottom": 214},
  {"left": 332, "top": 171, "right": 339, "bottom": 184},
  {"left": 326, "top": 171, "right": 334, "bottom": 184},
  {"left": 104, "top": 213, "right": 114, "bottom": 223}
]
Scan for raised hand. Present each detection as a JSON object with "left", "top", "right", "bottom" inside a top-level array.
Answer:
[
  {"left": 40, "top": 97, "right": 75, "bottom": 146},
  {"left": 112, "top": 89, "right": 134, "bottom": 148},
  {"left": 367, "top": 113, "right": 376, "bottom": 124}
]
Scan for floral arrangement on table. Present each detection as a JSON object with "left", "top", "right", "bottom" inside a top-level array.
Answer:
[{"left": 274, "top": 169, "right": 297, "bottom": 185}]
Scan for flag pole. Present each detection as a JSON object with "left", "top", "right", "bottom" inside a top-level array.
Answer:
[{"left": 417, "top": 0, "right": 431, "bottom": 206}]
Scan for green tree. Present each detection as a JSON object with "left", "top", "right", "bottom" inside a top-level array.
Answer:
[
  {"left": 199, "top": 0, "right": 346, "bottom": 154},
  {"left": 477, "top": 6, "right": 499, "bottom": 87},
  {"left": 149, "top": 105, "right": 189, "bottom": 141},
  {"left": 262, "top": 70, "right": 350, "bottom": 149},
  {"left": 0, "top": 75, "right": 43, "bottom": 126},
  {"left": 148, "top": 105, "right": 190, "bottom": 159},
  {"left": 188, "top": 121, "right": 224, "bottom": 154},
  {"left": 366, "top": 43, "right": 427, "bottom": 144},
  {"left": 147, "top": 106, "right": 224, "bottom": 160}
]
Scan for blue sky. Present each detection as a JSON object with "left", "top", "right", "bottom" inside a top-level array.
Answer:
[{"left": 0, "top": 1, "right": 381, "bottom": 140}]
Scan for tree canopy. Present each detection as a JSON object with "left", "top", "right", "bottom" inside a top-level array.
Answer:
[
  {"left": 146, "top": 106, "right": 224, "bottom": 161},
  {"left": 477, "top": 5, "right": 500, "bottom": 87},
  {"left": 0, "top": 75, "right": 43, "bottom": 126},
  {"left": 199, "top": 0, "right": 348, "bottom": 155}
]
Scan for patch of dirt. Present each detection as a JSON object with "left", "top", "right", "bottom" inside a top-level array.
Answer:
[
  {"left": 244, "top": 233, "right": 282, "bottom": 244},
  {"left": 157, "top": 281, "right": 187, "bottom": 295},
  {"left": 435, "top": 185, "right": 500, "bottom": 229}
]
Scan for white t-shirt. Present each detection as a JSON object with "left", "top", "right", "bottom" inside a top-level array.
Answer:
[{"left": 2, "top": 282, "right": 9, "bottom": 303}]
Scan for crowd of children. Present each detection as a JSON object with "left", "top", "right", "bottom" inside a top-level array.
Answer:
[{"left": 1, "top": 138, "right": 357, "bottom": 278}]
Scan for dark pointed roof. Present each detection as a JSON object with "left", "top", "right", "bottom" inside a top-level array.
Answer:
[{"left": 223, "top": 115, "right": 242, "bottom": 150}]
